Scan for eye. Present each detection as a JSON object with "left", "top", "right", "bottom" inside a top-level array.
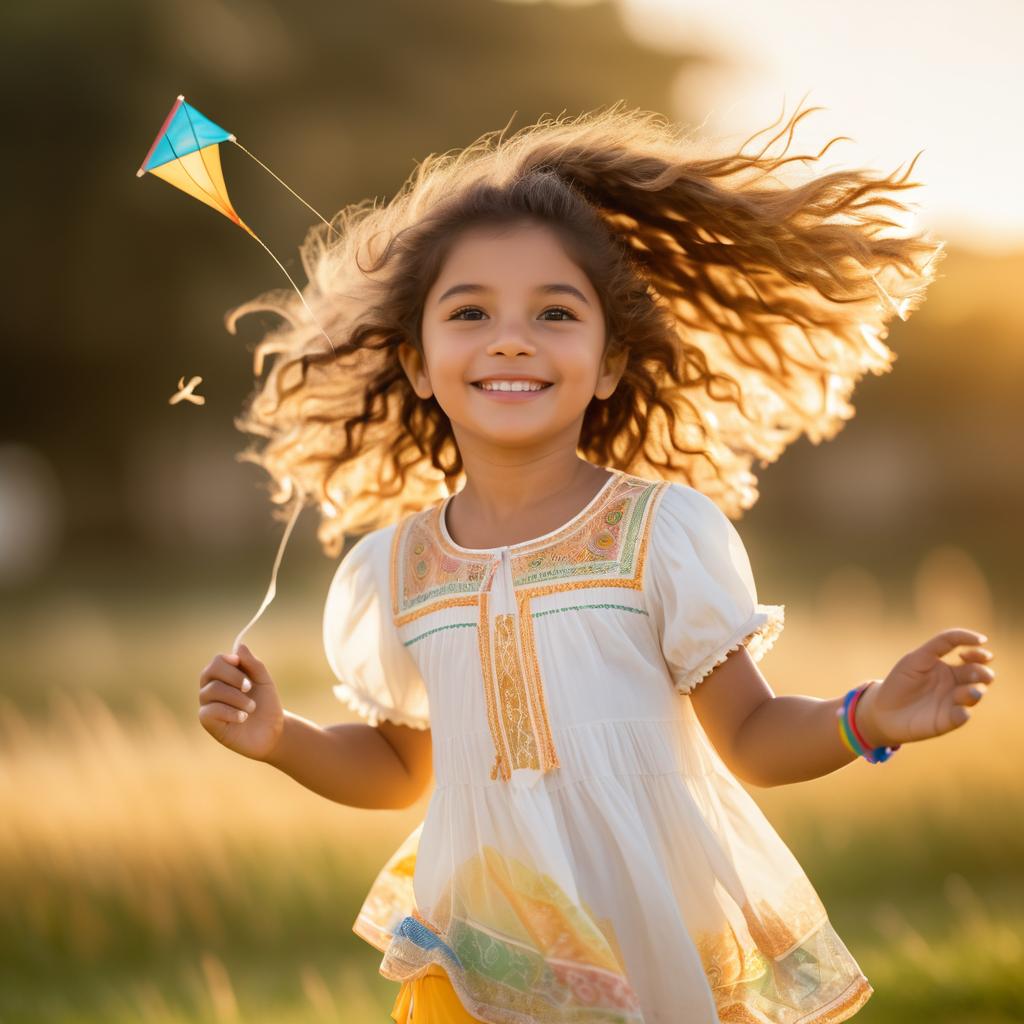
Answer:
[
  {"left": 447, "top": 305, "right": 579, "bottom": 321},
  {"left": 541, "top": 306, "right": 578, "bottom": 321},
  {"left": 448, "top": 305, "right": 486, "bottom": 321}
]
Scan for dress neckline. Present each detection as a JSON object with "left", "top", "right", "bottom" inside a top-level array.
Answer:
[{"left": 438, "top": 467, "right": 621, "bottom": 554}]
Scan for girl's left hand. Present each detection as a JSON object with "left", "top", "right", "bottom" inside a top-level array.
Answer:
[{"left": 858, "top": 628, "right": 996, "bottom": 747}]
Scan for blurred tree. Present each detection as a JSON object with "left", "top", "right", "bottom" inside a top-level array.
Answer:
[
  {"left": 0, "top": 0, "right": 1019, "bottom": 607},
  {"left": 0, "top": 0, "right": 692, "bottom": 557}
]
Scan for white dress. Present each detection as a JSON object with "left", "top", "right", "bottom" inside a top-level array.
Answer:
[{"left": 323, "top": 467, "right": 873, "bottom": 1023}]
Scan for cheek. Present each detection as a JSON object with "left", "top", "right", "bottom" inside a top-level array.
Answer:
[
  {"left": 549, "top": 341, "right": 603, "bottom": 390},
  {"left": 432, "top": 355, "right": 471, "bottom": 395},
  {"left": 419, "top": 334, "right": 466, "bottom": 380},
  {"left": 420, "top": 345, "right": 474, "bottom": 412}
]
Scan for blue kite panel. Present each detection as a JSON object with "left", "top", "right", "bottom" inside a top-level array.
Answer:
[{"left": 143, "top": 100, "right": 232, "bottom": 172}]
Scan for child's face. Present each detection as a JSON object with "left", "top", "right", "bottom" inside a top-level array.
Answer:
[{"left": 403, "top": 221, "right": 624, "bottom": 459}]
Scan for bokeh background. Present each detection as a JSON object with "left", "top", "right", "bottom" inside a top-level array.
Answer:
[{"left": 2, "top": 1, "right": 1022, "bottom": 1021}]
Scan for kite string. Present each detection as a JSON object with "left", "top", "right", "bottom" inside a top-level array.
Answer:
[
  {"left": 244, "top": 228, "right": 338, "bottom": 356},
  {"left": 232, "top": 140, "right": 340, "bottom": 238},
  {"left": 159, "top": 112, "right": 338, "bottom": 355},
  {"left": 142, "top": 103, "right": 336, "bottom": 654},
  {"left": 160, "top": 116, "right": 339, "bottom": 356},
  {"left": 231, "top": 485, "right": 306, "bottom": 656}
]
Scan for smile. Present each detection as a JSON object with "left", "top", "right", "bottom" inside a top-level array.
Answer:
[{"left": 472, "top": 380, "right": 552, "bottom": 392}]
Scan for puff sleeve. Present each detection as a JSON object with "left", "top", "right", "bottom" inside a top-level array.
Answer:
[
  {"left": 323, "top": 526, "right": 431, "bottom": 729},
  {"left": 647, "top": 483, "right": 785, "bottom": 695}
]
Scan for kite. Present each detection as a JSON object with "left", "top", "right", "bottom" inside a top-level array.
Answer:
[
  {"left": 137, "top": 95, "right": 337, "bottom": 354},
  {"left": 138, "top": 95, "right": 331, "bottom": 655}
]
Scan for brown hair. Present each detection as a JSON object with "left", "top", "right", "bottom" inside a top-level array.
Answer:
[{"left": 227, "top": 99, "right": 945, "bottom": 557}]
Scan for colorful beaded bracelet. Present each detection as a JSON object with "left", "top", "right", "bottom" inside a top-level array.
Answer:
[{"left": 836, "top": 681, "right": 902, "bottom": 764}]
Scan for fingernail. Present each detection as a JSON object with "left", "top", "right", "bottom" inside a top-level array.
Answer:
[
  {"left": 968, "top": 687, "right": 982, "bottom": 700},
  {"left": 242, "top": 679, "right": 252, "bottom": 692},
  {"left": 238, "top": 710, "right": 248, "bottom": 721},
  {"left": 978, "top": 633, "right": 988, "bottom": 642}
]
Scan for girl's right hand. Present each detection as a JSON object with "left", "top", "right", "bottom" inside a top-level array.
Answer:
[{"left": 198, "top": 643, "right": 284, "bottom": 761}]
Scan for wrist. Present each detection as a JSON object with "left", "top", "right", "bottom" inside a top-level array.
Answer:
[
  {"left": 836, "top": 680, "right": 902, "bottom": 764},
  {"left": 853, "top": 680, "right": 888, "bottom": 748},
  {"left": 261, "top": 710, "right": 293, "bottom": 767}
]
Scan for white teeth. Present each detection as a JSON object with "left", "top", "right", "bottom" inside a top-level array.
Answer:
[{"left": 476, "top": 380, "right": 549, "bottom": 392}]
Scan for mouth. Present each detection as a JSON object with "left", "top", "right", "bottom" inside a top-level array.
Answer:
[{"left": 470, "top": 380, "right": 553, "bottom": 392}]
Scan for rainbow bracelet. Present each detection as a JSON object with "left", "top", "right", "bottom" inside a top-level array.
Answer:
[{"left": 836, "top": 681, "right": 902, "bottom": 764}]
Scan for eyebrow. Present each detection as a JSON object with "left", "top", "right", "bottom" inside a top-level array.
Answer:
[{"left": 436, "top": 283, "right": 590, "bottom": 306}]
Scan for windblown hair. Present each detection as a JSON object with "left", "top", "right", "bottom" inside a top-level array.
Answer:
[{"left": 227, "top": 99, "right": 945, "bottom": 557}]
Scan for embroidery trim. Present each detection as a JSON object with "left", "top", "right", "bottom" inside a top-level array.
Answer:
[
  {"left": 516, "top": 588, "right": 560, "bottom": 776},
  {"left": 391, "top": 471, "right": 671, "bottom": 782},
  {"left": 476, "top": 592, "right": 507, "bottom": 781},
  {"left": 532, "top": 603, "right": 650, "bottom": 619},
  {"left": 403, "top": 621, "right": 478, "bottom": 647}
]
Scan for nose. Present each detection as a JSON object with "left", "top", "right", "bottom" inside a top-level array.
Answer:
[{"left": 486, "top": 325, "right": 537, "bottom": 357}]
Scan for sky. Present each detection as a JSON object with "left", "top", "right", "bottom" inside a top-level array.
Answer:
[{"left": 613, "top": 0, "right": 1023, "bottom": 253}]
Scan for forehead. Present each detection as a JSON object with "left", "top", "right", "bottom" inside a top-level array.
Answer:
[{"left": 433, "top": 222, "right": 585, "bottom": 284}]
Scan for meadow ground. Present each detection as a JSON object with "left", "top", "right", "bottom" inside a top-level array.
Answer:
[{"left": 2, "top": 587, "right": 1022, "bottom": 1023}]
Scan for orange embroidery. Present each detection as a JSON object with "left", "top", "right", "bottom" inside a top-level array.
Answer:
[
  {"left": 483, "top": 600, "right": 562, "bottom": 782},
  {"left": 517, "top": 588, "right": 559, "bottom": 773},
  {"left": 508, "top": 487, "right": 664, "bottom": 598},
  {"left": 477, "top": 592, "right": 507, "bottom": 781},
  {"left": 390, "top": 471, "right": 670, "bottom": 782},
  {"left": 391, "top": 511, "right": 492, "bottom": 625},
  {"left": 492, "top": 612, "right": 542, "bottom": 779}
]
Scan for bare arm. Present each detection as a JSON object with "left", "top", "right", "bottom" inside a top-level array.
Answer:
[
  {"left": 200, "top": 645, "right": 435, "bottom": 811},
  {"left": 261, "top": 711, "right": 432, "bottom": 810},
  {"left": 693, "top": 628, "right": 994, "bottom": 788},
  {"left": 689, "top": 645, "right": 861, "bottom": 788}
]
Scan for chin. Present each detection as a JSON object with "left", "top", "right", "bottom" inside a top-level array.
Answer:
[
  {"left": 477, "top": 427, "right": 555, "bottom": 446},
  {"left": 453, "top": 417, "right": 552, "bottom": 444}
]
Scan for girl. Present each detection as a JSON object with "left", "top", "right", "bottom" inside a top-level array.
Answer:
[{"left": 197, "top": 102, "right": 995, "bottom": 1023}]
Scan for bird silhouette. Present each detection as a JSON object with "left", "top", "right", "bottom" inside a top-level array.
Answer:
[{"left": 169, "top": 375, "right": 206, "bottom": 406}]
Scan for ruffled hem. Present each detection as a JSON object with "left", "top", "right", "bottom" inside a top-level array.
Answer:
[
  {"left": 353, "top": 746, "right": 876, "bottom": 1023},
  {"left": 371, "top": 899, "right": 872, "bottom": 1024},
  {"left": 675, "top": 603, "right": 786, "bottom": 695},
  {"left": 376, "top": 904, "right": 646, "bottom": 1024},
  {"left": 332, "top": 680, "right": 431, "bottom": 730}
]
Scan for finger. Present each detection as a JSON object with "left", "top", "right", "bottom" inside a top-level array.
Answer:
[
  {"left": 197, "top": 653, "right": 242, "bottom": 683},
  {"left": 199, "top": 701, "right": 251, "bottom": 726},
  {"left": 948, "top": 704, "right": 972, "bottom": 729},
  {"left": 198, "top": 655, "right": 250, "bottom": 692},
  {"left": 919, "top": 628, "right": 989, "bottom": 660},
  {"left": 952, "top": 681, "right": 988, "bottom": 706},
  {"left": 200, "top": 680, "right": 258, "bottom": 713},
  {"left": 951, "top": 661, "right": 995, "bottom": 689},
  {"left": 233, "top": 643, "right": 271, "bottom": 687},
  {"left": 958, "top": 646, "right": 994, "bottom": 663}
]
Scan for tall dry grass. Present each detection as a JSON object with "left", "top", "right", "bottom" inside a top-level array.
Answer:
[{"left": 1, "top": 547, "right": 1022, "bottom": 1022}]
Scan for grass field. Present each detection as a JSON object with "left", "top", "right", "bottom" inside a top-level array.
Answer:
[{"left": 1, "top": 586, "right": 1022, "bottom": 1023}]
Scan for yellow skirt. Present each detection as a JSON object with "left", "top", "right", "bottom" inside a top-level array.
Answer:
[{"left": 390, "top": 962, "right": 485, "bottom": 1023}]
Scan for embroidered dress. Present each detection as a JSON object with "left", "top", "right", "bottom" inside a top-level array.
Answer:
[{"left": 323, "top": 467, "right": 873, "bottom": 1024}]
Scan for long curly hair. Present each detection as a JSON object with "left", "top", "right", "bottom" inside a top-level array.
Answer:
[{"left": 227, "top": 99, "right": 946, "bottom": 558}]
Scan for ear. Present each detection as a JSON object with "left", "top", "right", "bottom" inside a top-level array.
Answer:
[
  {"left": 397, "top": 339, "right": 434, "bottom": 399},
  {"left": 594, "top": 339, "right": 628, "bottom": 401}
]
